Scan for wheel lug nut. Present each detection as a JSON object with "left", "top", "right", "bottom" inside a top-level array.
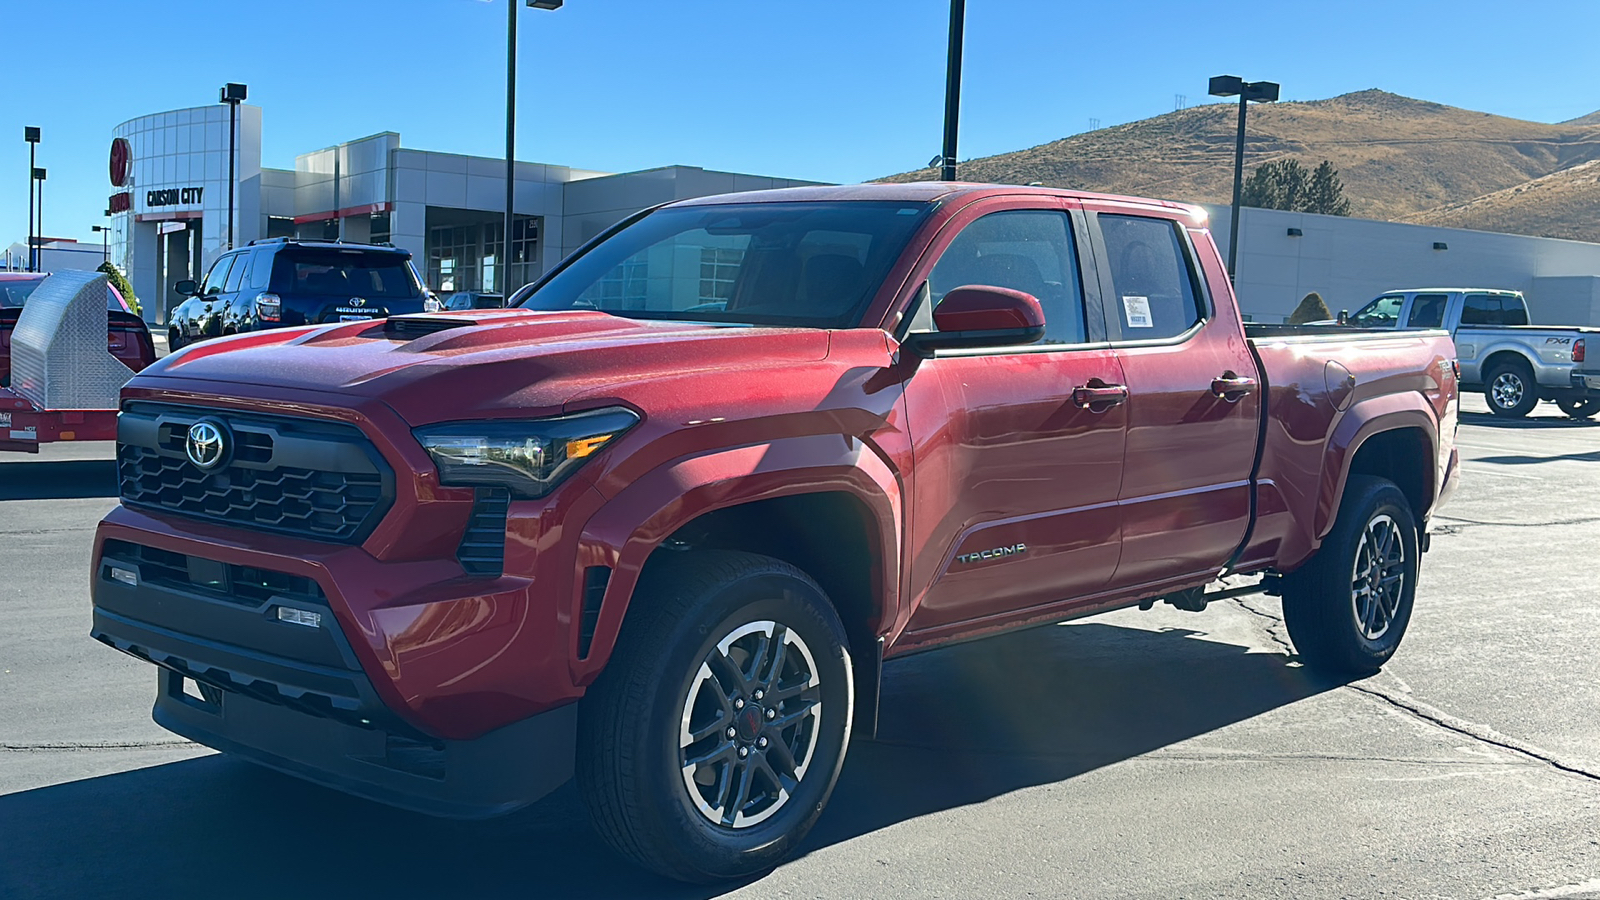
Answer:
[
  {"left": 726, "top": 727, "right": 737, "bottom": 739},
  {"left": 765, "top": 708, "right": 776, "bottom": 720},
  {"left": 753, "top": 690, "right": 764, "bottom": 700},
  {"left": 734, "top": 698, "right": 745, "bottom": 710},
  {"left": 737, "top": 746, "right": 749, "bottom": 758},
  {"left": 757, "top": 736, "right": 768, "bottom": 748}
]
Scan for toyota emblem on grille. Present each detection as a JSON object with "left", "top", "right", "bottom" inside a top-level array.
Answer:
[
  {"left": 348, "top": 297, "right": 367, "bottom": 307},
  {"left": 186, "top": 420, "right": 229, "bottom": 470}
]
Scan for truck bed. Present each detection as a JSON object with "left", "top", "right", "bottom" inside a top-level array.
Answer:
[{"left": 1236, "top": 327, "right": 1458, "bottom": 574}]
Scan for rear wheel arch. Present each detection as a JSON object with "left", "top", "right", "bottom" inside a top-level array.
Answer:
[{"left": 1344, "top": 427, "right": 1433, "bottom": 523}]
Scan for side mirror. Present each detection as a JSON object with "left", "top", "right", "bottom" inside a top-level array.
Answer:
[
  {"left": 904, "top": 285, "right": 1046, "bottom": 356},
  {"left": 174, "top": 279, "right": 198, "bottom": 296}
]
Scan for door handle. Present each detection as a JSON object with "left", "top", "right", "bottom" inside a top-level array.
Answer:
[
  {"left": 1073, "top": 380, "right": 1129, "bottom": 412},
  {"left": 1210, "top": 373, "right": 1258, "bottom": 402}
]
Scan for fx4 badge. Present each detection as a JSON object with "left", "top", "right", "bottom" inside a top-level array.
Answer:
[{"left": 956, "top": 543, "right": 1027, "bottom": 564}]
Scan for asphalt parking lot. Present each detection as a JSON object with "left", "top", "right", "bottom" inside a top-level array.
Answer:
[{"left": 1, "top": 395, "right": 1597, "bottom": 900}]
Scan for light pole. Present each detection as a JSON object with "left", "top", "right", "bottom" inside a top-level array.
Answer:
[
  {"left": 1208, "top": 75, "right": 1279, "bottom": 279},
  {"left": 24, "top": 127, "right": 39, "bottom": 271},
  {"left": 505, "top": 1, "right": 563, "bottom": 293},
  {"left": 939, "top": 0, "right": 966, "bottom": 181},
  {"left": 33, "top": 167, "right": 46, "bottom": 270},
  {"left": 219, "top": 83, "right": 247, "bottom": 250},
  {"left": 92, "top": 225, "right": 109, "bottom": 262}
]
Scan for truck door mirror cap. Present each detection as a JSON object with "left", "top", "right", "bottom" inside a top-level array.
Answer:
[
  {"left": 906, "top": 285, "right": 1047, "bottom": 356},
  {"left": 173, "top": 279, "right": 198, "bottom": 296}
]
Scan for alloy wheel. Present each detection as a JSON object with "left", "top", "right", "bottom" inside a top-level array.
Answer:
[
  {"left": 678, "top": 620, "right": 823, "bottom": 829},
  {"left": 1350, "top": 513, "right": 1406, "bottom": 641}
]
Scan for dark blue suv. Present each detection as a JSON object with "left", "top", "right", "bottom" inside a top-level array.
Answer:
[{"left": 169, "top": 239, "right": 430, "bottom": 349}]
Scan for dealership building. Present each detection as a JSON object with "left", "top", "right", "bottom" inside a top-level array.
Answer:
[{"left": 106, "top": 103, "right": 818, "bottom": 323}]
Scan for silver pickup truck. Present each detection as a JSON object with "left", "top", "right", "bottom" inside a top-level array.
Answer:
[{"left": 1347, "top": 288, "right": 1597, "bottom": 418}]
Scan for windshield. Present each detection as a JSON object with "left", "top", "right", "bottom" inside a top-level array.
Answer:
[
  {"left": 0, "top": 277, "right": 128, "bottom": 312},
  {"left": 520, "top": 201, "right": 932, "bottom": 328},
  {"left": 270, "top": 250, "right": 422, "bottom": 300}
]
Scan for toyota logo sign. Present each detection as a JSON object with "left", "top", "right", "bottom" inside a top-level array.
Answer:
[
  {"left": 110, "top": 137, "right": 132, "bottom": 188},
  {"left": 185, "top": 420, "right": 229, "bottom": 470}
]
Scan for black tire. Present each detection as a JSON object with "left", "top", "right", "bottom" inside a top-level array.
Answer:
[
  {"left": 1555, "top": 396, "right": 1600, "bottom": 420},
  {"left": 167, "top": 329, "right": 183, "bottom": 353},
  {"left": 1484, "top": 360, "right": 1538, "bottom": 418},
  {"left": 1281, "top": 475, "right": 1419, "bottom": 678},
  {"left": 577, "top": 550, "right": 854, "bottom": 883}
]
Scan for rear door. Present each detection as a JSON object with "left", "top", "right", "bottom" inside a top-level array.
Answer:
[
  {"left": 900, "top": 197, "right": 1129, "bottom": 634},
  {"left": 1083, "top": 205, "right": 1262, "bottom": 590}
]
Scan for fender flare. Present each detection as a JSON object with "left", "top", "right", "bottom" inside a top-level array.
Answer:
[
  {"left": 1315, "top": 391, "right": 1441, "bottom": 543},
  {"left": 567, "top": 433, "right": 904, "bottom": 685}
]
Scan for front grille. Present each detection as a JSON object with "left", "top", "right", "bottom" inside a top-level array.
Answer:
[{"left": 117, "top": 402, "right": 393, "bottom": 543}]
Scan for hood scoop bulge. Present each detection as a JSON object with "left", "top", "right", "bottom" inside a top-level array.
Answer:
[{"left": 383, "top": 314, "right": 485, "bottom": 339}]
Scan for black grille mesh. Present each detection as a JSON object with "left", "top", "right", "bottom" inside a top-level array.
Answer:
[{"left": 117, "top": 404, "right": 392, "bottom": 544}]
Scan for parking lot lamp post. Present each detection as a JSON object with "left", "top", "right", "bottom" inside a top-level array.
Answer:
[
  {"left": 940, "top": 0, "right": 966, "bottom": 181},
  {"left": 33, "top": 168, "right": 46, "bottom": 269},
  {"left": 219, "top": 84, "right": 247, "bottom": 250},
  {"left": 506, "top": 1, "right": 563, "bottom": 293},
  {"left": 92, "top": 225, "right": 109, "bottom": 262},
  {"left": 1208, "top": 75, "right": 1280, "bottom": 279},
  {"left": 24, "top": 127, "right": 39, "bottom": 271}
]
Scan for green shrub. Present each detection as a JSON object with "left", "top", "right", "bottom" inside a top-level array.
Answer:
[{"left": 97, "top": 261, "right": 140, "bottom": 317}]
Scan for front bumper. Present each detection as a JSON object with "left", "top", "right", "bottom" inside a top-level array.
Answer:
[{"left": 91, "top": 536, "right": 578, "bottom": 817}]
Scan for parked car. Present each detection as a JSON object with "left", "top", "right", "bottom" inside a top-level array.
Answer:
[
  {"left": 1345, "top": 288, "right": 1598, "bottom": 418},
  {"left": 0, "top": 272, "right": 154, "bottom": 388},
  {"left": 92, "top": 183, "right": 1458, "bottom": 882},
  {"left": 439, "top": 290, "right": 504, "bottom": 311},
  {"left": 167, "top": 239, "right": 427, "bottom": 350}
]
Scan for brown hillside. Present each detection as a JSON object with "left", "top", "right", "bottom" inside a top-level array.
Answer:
[
  {"left": 1402, "top": 158, "right": 1600, "bottom": 242},
  {"left": 881, "top": 90, "right": 1600, "bottom": 223}
]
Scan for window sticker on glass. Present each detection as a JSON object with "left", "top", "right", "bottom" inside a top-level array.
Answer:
[{"left": 1123, "top": 295, "right": 1153, "bottom": 328}]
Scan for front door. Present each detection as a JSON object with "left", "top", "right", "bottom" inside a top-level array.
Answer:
[
  {"left": 1084, "top": 207, "right": 1262, "bottom": 589},
  {"left": 901, "top": 200, "right": 1128, "bottom": 635}
]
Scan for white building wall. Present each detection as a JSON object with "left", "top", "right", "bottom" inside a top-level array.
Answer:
[{"left": 1210, "top": 205, "right": 1600, "bottom": 326}]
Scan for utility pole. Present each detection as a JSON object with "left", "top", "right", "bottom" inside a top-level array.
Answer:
[{"left": 940, "top": 0, "right": 965, "bottom": 181}]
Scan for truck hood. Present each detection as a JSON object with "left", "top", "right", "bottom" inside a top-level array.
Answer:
[{"left": 135, "top": 310, "right": 834, "bottom": 423}]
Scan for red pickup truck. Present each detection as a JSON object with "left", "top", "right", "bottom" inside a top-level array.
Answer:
[{"left": 90, "top": 184, "right": 1459, "bottom": 882}]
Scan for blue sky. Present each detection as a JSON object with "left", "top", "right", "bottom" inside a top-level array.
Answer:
[{"left": 7, "top": 0, "right": 1600, "bottom": 246}]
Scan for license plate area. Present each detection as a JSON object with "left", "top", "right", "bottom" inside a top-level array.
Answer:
[{"left": 339, "top": 314, "right": 374, "bottom": 322}]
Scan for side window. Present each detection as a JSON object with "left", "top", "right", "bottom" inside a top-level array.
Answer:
[
  {"left": 224, "top": 252, "right": 249, "bottom": 292},
  {"left": 923, "top": 210, "right": 1086, "bottom": 345},
  {"left": 246, "top": 250, "right": 273, "bottom": 291},
  {"left": 1460, "top": 293, "right": 1496, "bottom": 325},
  {"left": 202, "top": 256, "right": 236, "bottom": 296},
  {"left": 1352, "top": 294, "right": 1404, "bottom": 329},
  {"left": 1100, "top": 215, "right": 1204, "bottom": 340},
  {"left": 1405, "top": 293, "right": 1448, "bottom": 328}
]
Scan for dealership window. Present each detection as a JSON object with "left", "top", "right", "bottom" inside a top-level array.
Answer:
[
  {"left": 266, "top": 217, "right": 295, "bottom": 240},
  {"left": 485, "top": 217, "right": 539, "bottom": 293},
  {"left": 429, "top": 225, "right": 479, "bottom": 293},
  {"left": 370, "top": 212, "right": 392, "bottom": 246}
]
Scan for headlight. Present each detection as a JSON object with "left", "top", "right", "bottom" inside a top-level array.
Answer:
[{"left": 413, "top": 407, "right": 639, "bottom": 498}]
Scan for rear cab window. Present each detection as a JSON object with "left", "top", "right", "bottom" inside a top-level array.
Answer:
[{"left": 271, "top": 249, "right": 422, "bottom": 299}]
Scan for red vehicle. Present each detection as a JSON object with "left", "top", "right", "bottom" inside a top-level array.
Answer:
[
  {"left": 90, "top": 184, "right": 1459, "bottom": 881},
  {"left": 1, "top": 272, "right": 157, "bottom": 452}
]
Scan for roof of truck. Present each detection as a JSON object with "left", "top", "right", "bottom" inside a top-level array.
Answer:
[{"left": 668, "top": 182, "right": 1205, "bottom": 218}]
